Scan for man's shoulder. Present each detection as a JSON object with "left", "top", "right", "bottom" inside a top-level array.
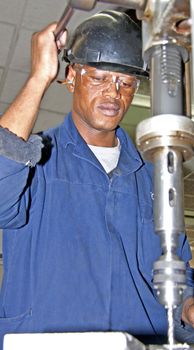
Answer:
[
  {"left": 41, "top": 121, "right": 64, "bottom": 139},
  {"left": 33, "top": 119, "right": 67, "bottom": 166},
  {"left": 35, "top": 116, "right": 69, "bottom": 147}
]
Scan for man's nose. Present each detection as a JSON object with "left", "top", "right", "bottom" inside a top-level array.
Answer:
[{"left": 102, "top": 81, "right": 121, "bottom": 99}]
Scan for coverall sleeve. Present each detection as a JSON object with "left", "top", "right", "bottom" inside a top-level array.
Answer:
[{"left": 0, "top": 127, "right": 43, "bottom": 229}]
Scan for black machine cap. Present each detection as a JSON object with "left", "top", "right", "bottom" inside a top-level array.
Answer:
[{"left": 63, "top": 10, "right": 148, "bottom": 77}]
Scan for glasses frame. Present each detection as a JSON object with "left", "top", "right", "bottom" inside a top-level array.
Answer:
[{"left": 74, "top": 64, "right": 140, "bottom": 96}]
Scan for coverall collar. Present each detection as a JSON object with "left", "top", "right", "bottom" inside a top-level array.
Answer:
[{"left": 59, "top": 112, "right": 144, "bottom": 175}]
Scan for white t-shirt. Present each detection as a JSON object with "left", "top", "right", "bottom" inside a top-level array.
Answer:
[{"left": 88, "top": 138, "right": 121, "bottom": 174}]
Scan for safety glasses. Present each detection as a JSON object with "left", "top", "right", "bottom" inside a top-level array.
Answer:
[{"left": 74, "top": 65, "right": 140, "bottom": 96}]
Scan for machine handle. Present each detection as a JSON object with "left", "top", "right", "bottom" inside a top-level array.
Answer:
[
  {"left": 53, "top": 0, "right": 98, "bottom": 42},
  {"left": 54, "top": 1, "right": 74, "bottom": 41}
]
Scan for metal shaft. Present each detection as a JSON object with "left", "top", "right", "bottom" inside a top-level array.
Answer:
[
  {"left": 167, "top": 300, "right": 175, "bottom": 349},
  {"left": 136, "top": 39, "right": 194, "bottom": 346},
  {"left": 93, "top": 0, "right": 146, "bottom": 9},
  {"left": 153, "top": 148, "right": 184, "bottom": 235},
  {"left": 151, "top": 45, "right": 184, "bottom": 116}
]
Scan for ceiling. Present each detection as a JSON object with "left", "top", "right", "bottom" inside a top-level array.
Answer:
[{"left": 0, "top": 0, "right": 194, "bottom": 259}]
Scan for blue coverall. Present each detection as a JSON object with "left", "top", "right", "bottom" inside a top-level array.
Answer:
[{"left": 0, "top": 113, "right": 193, "bottom": 348}]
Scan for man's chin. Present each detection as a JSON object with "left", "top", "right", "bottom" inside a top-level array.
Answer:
[{"left": 93, "top": 121, "right": 120, "bottom": 133}]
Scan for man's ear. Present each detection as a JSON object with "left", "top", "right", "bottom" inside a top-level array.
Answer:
[{"left": 65, "top": 64, "right": 76, "bottom": 92}]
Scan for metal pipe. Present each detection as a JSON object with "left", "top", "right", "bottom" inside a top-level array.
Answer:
[
  {"left": 153, "top": 148, "right": 184, "bottom": 234},
  {"left": 94, "top": 0, "right": 146, "bottom": 10},
  {"left": 184, "top": 62, "right": 191, "bottom": 117},
  {"left": 150, "top": 45, "right": 184, "bottom": 116}
]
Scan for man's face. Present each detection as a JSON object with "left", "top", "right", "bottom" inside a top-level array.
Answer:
[{"left": 67, "top": 64, "right": 139, "bottom": 143}]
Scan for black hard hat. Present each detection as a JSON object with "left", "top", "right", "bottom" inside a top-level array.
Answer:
[{"left": 63, "top": 10, "right": 148, "bottom": 77}]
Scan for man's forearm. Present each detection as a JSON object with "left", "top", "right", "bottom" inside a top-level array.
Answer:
[{"left": 0, "top": 76, "right": 47, "bottom": 141}]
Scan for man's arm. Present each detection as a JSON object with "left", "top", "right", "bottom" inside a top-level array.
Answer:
[
  {"left": 0, "top": 23, "right": 67, "bottom": 228},
  {"left": 0, "top": 23, "right": 67, "bottom": 140}
]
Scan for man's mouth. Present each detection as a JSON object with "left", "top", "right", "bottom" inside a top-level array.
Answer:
[{"left": 97, "top": 102, "right": 120, "bottom": 116}]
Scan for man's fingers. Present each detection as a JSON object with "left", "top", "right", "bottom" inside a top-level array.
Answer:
[{"left": 56, "top": 30, "right": 68, "bottom": 51}]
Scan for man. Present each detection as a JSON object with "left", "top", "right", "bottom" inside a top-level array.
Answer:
[{"left": 0, "top": 9, "right": 193, "bottom": 349}]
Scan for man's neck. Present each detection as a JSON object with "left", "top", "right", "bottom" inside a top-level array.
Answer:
[
  {"left": 85, "top": 133, "right": 118, "bottom": 147},
  {"left": 72, "top": 116, "right": 117, "bottom": 147}
]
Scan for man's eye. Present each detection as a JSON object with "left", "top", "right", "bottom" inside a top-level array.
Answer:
[
  {"left": 89, "top": 75, "right": 106, "bottom": 83},
  {"left": 120, "top": 81, "right": 134, "bottom": 88}
]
